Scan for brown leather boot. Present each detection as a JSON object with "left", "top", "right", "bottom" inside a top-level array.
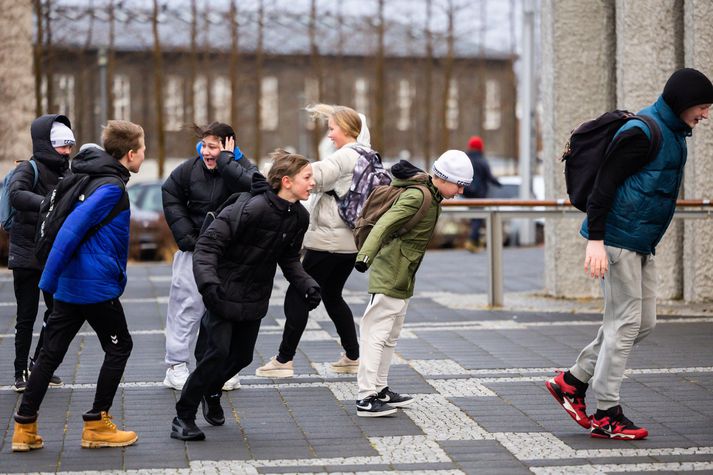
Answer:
[
  {"left": 12, "top": 414, "right": 44, "bottom": 452},
  {"left": 81, "top": 411, "right": 138, "bottom": 448}
]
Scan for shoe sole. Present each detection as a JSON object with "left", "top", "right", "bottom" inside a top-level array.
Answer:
[
  {"left": 590, "top": 428, "right": 648, "bottom": 440},
  {"left": 331, "top": 366, "right": 358, "bottom": 374},
  {"left": 163, "top": 379, "right": 185, "bottom": 390},
  {"left": 357, "top": 408, "right": 398, "bottom": 417},
  {"left": 545, "top": 379, "right": 591, "bottom": 429},
  {"left": 222, "top": 384, "right": 241, "bottom": 391},
  {"left": 255, "top": 369, "right": 293, "bottom": 378},
  {"left": 48, "top": 381, "right": 63, "bottom": 387},
  {"left": 81, "top": 434, "right": 138, "bottom": 448},
  {"left": 202, "top": 405, "right": 226, "bottom": 426},
  {"left": 12, "top": 442, "right": 43, "bottom": 452},
  {"left": 170, "top": 430, "right": 205, "bottom": 441},
  {"left": 12, "top": 387, "right": 26, "bottom": 393},
  {"left": 381, "top": 398, "right": 414, "bottom": 408}
]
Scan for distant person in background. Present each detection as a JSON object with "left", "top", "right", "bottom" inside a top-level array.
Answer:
[{"left": 462, "top": 136, "right": 500, "bottom": 252}]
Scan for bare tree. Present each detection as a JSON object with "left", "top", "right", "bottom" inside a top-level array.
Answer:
[
  {"left": 308, "top": 0, "right": 324, "bottom": 157},
  {"left": 253, "top": 0, "right": 264, "bottom": 163},
  {"left": 372, "top": 0, "right": 385, "bottom": 152},
  {"left": 33, "top": 0, "right": 44, "bottom": 116},
  {"left": 438, "top": 0, "right": 455, "bottom": 153},
  {"left": 106, "top": 0, "right": 116, "bottom": 119},
  {"left": 229, "top": 0, "right": 240, "bottom": 128},
  {"left": 422, "top": 0, "right": 434, "bottom": 166},
  {"left": 152, "top": 0, "right": 166, "bottom": 178}
]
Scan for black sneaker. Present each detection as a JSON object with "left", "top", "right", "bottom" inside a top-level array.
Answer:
[
  {"left": 12, "top": 371, "right": 28, "bottom": 393},
  {"left": 377, "top": 387, "right": 414, "bottom": 408},
  {"left": 201, "top": 394, "right": 225, "bottom": 426},
  {"left": 29, "top": 359, "right": 63, "bottom": 387},
  {"left": 356, "top": 395, "right": 397, "bottom": 417},
  {"left": 170, "top": 417, "right": 206, "bottom": 441}
]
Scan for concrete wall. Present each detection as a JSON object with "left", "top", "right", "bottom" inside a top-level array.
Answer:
[
  {"left": 543, "top": 0, "right": 713, "bottom": 303},
  {"left": 0, "top": 4, "right": 34, "bottom": 174}
]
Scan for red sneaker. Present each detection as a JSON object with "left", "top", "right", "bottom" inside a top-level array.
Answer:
[
  {"left": 590, "top": 406, "right": 648, "bottom": 440},
  {"left": 545, "top": 371, "right": 590, "bottom": 429}
]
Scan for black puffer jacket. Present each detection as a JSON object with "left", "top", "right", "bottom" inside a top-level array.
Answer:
[
  {"left": 192, "top": 173, "right": 318, "bottom": 322},
  {"left": 8, "top": 114, "right": 71, "bottom": 270},
  {"left": 162, "top": 151, "right": 257, "bottom": 251}
]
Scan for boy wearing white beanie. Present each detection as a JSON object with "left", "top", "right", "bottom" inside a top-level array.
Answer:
[{"left": 353, "top": 150, "right": 473, "bottom": 417}]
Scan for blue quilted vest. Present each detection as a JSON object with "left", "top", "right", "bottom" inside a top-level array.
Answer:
[{"left": 581, "top": 96, "right": 690, "bottom": 254}]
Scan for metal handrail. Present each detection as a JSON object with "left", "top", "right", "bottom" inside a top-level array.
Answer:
[{"left": 438, "top": 199, "right": 713, "bottom": 307}]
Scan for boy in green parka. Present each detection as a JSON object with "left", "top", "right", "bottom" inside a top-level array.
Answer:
[{"left": 353, "top": 150, "right": 474, "bottom": 417}]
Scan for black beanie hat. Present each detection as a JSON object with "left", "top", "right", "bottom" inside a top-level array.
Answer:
[{"left": 662, "top": 68, "right": 713, "bottom": 116}]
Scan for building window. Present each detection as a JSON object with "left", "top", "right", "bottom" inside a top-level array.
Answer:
[
  {"left": 211, "top": 76, "right": 231, "bottom": 124},
  {"left": 483, "top": 79, "right": 501, "bottom": 131},
  {"left": 164, "top": 75, "right": 184, "bottom": 132},
  {"left": 193, "top": 75, "right": 208, "bottom": 125},
  {"left": 260, "top": 76, "right": 279, "bottom": 131},
  {"left": 113, "top": 74, "right": 131, "bottom": 121},
  {"left": 41, "top": 74, "right": 75, "bottom": 118},
  {"left": 305, "top": 77, "right": 320, "bottom": 129},
  {"left": 354, "top": 78, "right": 369, "bottom": 117},
  {"left": 397, "top": 79, "right": 413, "bottom": 131},
  {"left": 446, "top": 79, "right": 459, "bottom": 131}
]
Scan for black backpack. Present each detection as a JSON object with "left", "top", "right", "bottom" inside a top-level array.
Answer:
[
  {"left": 561, "top": 110, "right": 662, "bottom": 212},
  {"left": 35, "top": 174, "right": 128, "bottom": 264}
]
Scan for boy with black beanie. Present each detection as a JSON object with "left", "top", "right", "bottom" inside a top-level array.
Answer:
[{"left": 546, "top": 68, "right": 713, "bottom": 440}]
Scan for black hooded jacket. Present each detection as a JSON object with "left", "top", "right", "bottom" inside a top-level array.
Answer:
[
  {"left": 8, "top": 114, "right": 72, "bottom": 270},
  {"left": 162, "top": 151, "right": 258, "bottom": 252},
  {"left": 463, "top": 151, "right": 501, "bottom": 199},
  {"left": 192, "top": 173, "right": 317, "bottom": 322}
]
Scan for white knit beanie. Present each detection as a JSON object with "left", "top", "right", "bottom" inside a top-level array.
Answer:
[
  {"left": 432, "top": 150, "right": 473, "bottom": 186},
  {"left": 50, "top": 121, "right": 76, "bottom": 147}
]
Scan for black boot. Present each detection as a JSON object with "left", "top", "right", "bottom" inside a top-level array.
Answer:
[
  {"left": 170, "top": 417, "right": 205, "bottom": 441},
  {"left": 201, "top": 394, "right": 225, "bottom": 426}
]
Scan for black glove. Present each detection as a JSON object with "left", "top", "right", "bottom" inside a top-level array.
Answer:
[
  {"left": 177, "top": 234, "right": 197, "bottom": 252},
  {"left": 203, "top": 284, "right": 224, "bottom": 314},
  {"left": 354, "top": 260, "right": 368, "bottom": 273},
  {"left": 305, "top": 286, "right": 321, "bottom": 311}
]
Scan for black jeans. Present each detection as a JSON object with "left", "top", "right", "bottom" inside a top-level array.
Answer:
[
  {"left": 176, "top": 311, "right": 261, "bottom": 420},
  {"left": 18, "top": 298, "right": 133, "bottom": 418},
  {"left": 13, "top": 268, "right": 54, "bottom": 377},
  {"left": 278, "top": 250, "right": 359, "bottom": 362}
]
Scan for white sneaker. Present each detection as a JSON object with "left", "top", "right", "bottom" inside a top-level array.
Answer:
[
  {"left": 164, "top": 363, "right": 189, "bottom": 390},
  {"left": 222, "top": 373, "right": 241, "bottom": 391}
]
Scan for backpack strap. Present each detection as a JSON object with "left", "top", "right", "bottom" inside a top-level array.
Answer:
[
  {"left": 81, "top": 180, "right": 129, "bottom": 244},
  {"left": 635, "top": 115, "right": 663, "bottom": 160},
  {"left": 395, "top": 184, "right": 433, "bottom": 238},
  {"left": 28, "top": 159, "right": 39, "bottom": 190}
]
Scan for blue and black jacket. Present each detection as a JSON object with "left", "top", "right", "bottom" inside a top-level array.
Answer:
[{"left": 39, "top": 147, "right": 131, "bottom": 304}]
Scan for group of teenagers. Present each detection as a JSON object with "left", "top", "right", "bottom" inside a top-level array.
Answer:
[{"left": 8, "top": 67, "right": 713, "bottom": 452}]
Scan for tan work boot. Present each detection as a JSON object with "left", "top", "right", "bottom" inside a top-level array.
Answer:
[
  {"left": 81, "top": 411, "right": 138, "bottom": 448},
  {"left": 330, "top": 354, "right": 359, "bottom": 374},
  {"left": 12, "top": 415, "right": 44, "bottom": 452},
  {"left": 255, "top": 356, "right": 294, "bottom": 378}
]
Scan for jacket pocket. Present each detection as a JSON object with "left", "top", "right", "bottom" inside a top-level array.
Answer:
[{"left": 393, "top": 245, "right": 422, "bottom": 292}]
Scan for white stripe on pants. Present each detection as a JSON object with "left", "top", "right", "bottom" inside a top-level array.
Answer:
[
  {"left": 357, "top": 293, "right": 409, "bottom": 400},
  {"left": 570, "top": 246, "right": 656, "bottom": 410},
  {"left": 164, "top": 250, "right": 206, "bottom": 366}
]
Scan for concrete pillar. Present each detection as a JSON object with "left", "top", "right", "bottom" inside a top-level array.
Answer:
[
  {"left": 0, "top": 3, "right": 34, "bottom": 173},
  {"left": 683, "top": 0, "right": 713, "bottom": 302},
  {"left": 542, "top": 0, "right": 616, "bottom": 298},
  {"left": 615, "top": 0, "right": 685, "bottom": 300}
]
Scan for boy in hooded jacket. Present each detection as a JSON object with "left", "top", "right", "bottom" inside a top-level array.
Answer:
[
  {"left": 8, "top": 114, "right": 74, "bottom": 391},
  {"left": 353, "top": 151, "right": 474, "bottom": 417},
  {"left": 12, "top": 120, "right": 146, "bottom": 452},
  {"left": 171, "top": 149, "right": 321, "bottom": 441}
]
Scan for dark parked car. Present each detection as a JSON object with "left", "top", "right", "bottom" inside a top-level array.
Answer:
[{"left": 128, "top": 180, "right": 176, "bottom": 261}]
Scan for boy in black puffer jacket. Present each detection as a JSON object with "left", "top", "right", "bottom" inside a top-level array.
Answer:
[{"left": 171, "top": 149, "right": 321, "bottom": 441}]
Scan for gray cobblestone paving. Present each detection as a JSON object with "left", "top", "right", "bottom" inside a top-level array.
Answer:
[{"left": 0, "top": 248, "right": 712, "bottom": 474}]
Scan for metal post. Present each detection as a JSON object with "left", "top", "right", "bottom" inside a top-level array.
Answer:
[
  {"left": 97, "top": 47, "right": 108, "bottom": 141},
  {"left": 486, "top": 211, "right": 504, "bottom": 307},
  {"left": 517, "top": 0, "right": 536, "bottom": 244}
]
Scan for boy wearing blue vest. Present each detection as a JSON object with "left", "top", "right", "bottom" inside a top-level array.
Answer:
[{"left": 547, "top": 68, "right": 713, "bottom": 440}]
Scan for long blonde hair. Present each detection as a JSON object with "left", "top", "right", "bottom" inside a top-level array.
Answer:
[{"left": 305, "top": 104, "right": 361, "bottom": 140}]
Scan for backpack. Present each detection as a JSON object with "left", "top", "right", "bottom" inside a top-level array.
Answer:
[
  {"left": 35, "top": 174, "right": 128, "bottom": 265},
  {"left": 353, "top": 184, "right": 432, "bottom": 250},
  {"left": 561, "top": 110, "right": 662, "bottom": 212},
  {"left": 0, "top": 159, "right": 39, "bottom": 231},
  {"left": 330, "top": 146, "right": 392, "bottom": 229},
  {"left": 199, "top": 192, "right": 252, "bottom": 235}
]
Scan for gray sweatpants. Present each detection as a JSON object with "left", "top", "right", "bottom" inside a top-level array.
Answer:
[
  {"left": 570, "top": 246, "right": 657, "bottom": 410},
  {"left": 164, "top": 250, "right": 205, "bottom": 366},
  {"left": 357, "top": 293, "right": 410, "bottom": 400}
]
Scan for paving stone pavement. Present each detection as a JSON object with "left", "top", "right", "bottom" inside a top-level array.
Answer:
[{"left": 0, "top": 247, "right": 712, "bottom": 474}]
